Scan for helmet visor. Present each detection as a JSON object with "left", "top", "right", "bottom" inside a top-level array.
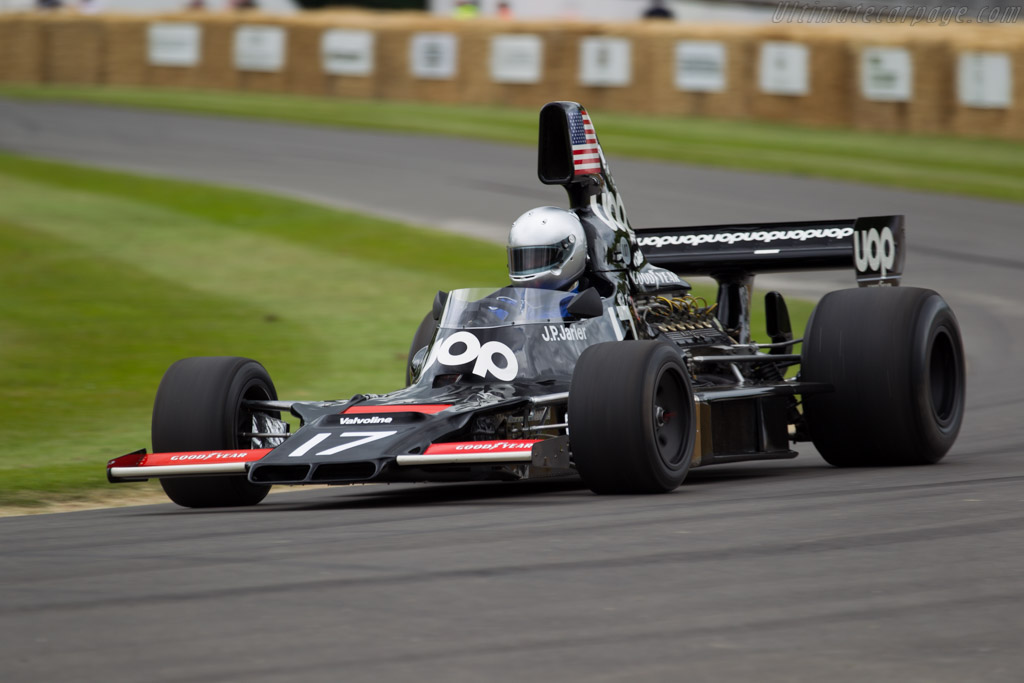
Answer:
[{"left": 509, "top": 240, "right": 572, "bottom": 276}]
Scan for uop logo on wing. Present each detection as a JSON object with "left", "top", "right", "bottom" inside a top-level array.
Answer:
[
  {"left": 854, "top": 226, "right": 896, "bottom": 279},
  {"left": 637, "top": 226, "right": 854, "bottom": 249},
  {"left": 426, "top": 331, "right": 519, "bottom": 381}
]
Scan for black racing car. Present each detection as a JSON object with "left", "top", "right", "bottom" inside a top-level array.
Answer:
[{"left": 107, "top": 101, "right": 966, "bottom": 507}]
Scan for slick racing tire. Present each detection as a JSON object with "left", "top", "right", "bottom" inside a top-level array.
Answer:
[
  {"left": 801, "top": 287, "right": 965, "bottom": 467},
  {"left": 152, "top": 357, "right": 277, "bottom": 508},
  {"left": 569, "top": 341, "right": 696, "bottom": 494},
  {"left": 405, "top": 312, "right": 437, "bottom": 386}
]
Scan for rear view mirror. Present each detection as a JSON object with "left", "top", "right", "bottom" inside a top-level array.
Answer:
[
  {"left": 432, "top": 290, "right": 449, "bottom": 321},
  {"left": 409, "top": 346, "right": 429, "bottom": 383},
  {"left": 565, "top": 287, "right": 603, "bottom": 319}
]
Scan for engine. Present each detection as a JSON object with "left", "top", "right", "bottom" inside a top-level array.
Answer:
[{"left": 636, "top": 294, "right": 732, "bottom": 348}]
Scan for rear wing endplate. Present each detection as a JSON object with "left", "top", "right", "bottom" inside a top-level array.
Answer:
[{"left": 635, "top": 215, "right": 905, "bottom": 286}]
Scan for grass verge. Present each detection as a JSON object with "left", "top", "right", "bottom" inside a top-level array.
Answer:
[
  {"left": 0, "top": 153, "right": 811, "bottom": 510},
  {"left": 3, "top": 84, "right": 1024, "bottom": 203}
]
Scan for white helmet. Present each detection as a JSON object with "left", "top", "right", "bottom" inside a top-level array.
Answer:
[{"left": 507, "top": 207, "right": 587, "bottom": 290}]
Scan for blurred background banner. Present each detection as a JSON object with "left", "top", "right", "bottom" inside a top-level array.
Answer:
[{"left": 0, "top": 0, "right": 299, "bottom": 11}]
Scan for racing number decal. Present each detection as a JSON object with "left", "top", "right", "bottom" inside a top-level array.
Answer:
[
  {"left": 425, "top": 331, "right": 519, "bottom": 381},
  {"left": 287, "top": 431, "right": 397, "bottom": 458},
  {"left": 318, "top": 432, "right": 397, "bottom": 455}
]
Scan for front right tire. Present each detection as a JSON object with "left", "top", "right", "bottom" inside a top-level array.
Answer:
[{"left": 152, "top": 356, "right": 276, "bottom": 508}]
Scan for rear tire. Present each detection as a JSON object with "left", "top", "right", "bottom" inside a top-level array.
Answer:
[
  {"left": 152, "top": 357, "right": 276, "bottom": 508},
  {"left": 569, "top": 341, "right": 695, "bottom": 494},
  {"left": 801, "top": 287, "right": 965, "bottom": 467}
]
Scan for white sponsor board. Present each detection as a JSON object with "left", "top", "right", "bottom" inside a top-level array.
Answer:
[
  {"left": 758, "top": 41, "right": 809, "bottom": 96},
  {"left": 147, "top": 22, "right": 201, "bottom": 68},
  {"left": 490, "top": 34, "right": 543, "bottom": 84},
  {"left": 579, "top": 37, "right": 632, "bottom": 88},
  {"left": 410, "top": 32, "right": 458, "bottom": 80},
  {"left": 321, "top": 29, "right": 375, "bottom": 77},
  {"left": 674, "top": 40, "right": 727, "bottom": 93},
  {"left": 234, "top": 25, "right": 287, "bottom": 73},
  {"left": 958, "top": 52, "right": 1013, "bottom": 109},
  {"left": 861, "top": 47, "right": 913, "bottom": 102}
]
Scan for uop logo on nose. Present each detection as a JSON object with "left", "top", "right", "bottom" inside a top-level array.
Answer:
[
  {"left": 854, "top": 226, "right": 896, "bottom": 279},
  {"left": 428, "top": 331, "right": 519, "bottom": 381}
]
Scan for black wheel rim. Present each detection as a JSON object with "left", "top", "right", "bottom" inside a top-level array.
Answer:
[
  {"left": 929, "top": 328, "right": 959, "bottom": 427},
  {"left": 652, "top": 365, "right": 689, "bottom": 468},
  {"left": 235, "top": 380, "right": 274, "bottom": 449}
]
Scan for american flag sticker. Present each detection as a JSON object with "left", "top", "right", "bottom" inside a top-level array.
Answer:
[{"left": 570, "top": 108, "right": 602, "bottom": 176}]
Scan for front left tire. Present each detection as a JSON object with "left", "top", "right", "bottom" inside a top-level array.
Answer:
[
  {"left": 568, "top": 341, "right": 696, "bottom": 494},
  {"left": 801, "top": 287, "right": 966, "bottom": 466}
]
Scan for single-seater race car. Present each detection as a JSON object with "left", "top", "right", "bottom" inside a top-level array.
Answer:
[{"left": 107, "top": 102, "right": 966, "bottom": 507}]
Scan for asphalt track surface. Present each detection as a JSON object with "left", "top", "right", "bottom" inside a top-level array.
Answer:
[{"left": 2, "top": 99, "right": 1023, "bottom": 682}]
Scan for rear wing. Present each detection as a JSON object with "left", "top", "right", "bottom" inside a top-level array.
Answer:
[{"left": 636, "top": 215, "right": 905, "bottom": 287}]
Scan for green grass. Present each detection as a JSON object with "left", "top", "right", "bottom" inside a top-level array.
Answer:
[
  {"left": 4, "top": 84, "right": 1024, "bottom": 203},
  {"left": 0, "top": 153, "right": 812, "bottom": 508},
  {"left": 0, "top": 154, "right": 503, "bottom": 507}
]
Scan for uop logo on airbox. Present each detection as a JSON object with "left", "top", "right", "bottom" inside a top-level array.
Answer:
[
  {"left": 425, "top": 331, "right": 519, "bottom": 382},
  {"left": 854, "top": 225, "right": 896, "bottom": 280}
]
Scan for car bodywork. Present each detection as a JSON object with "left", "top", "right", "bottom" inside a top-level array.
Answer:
[{"left": 107, "top": 101, "right": 955, "bottom": 500}]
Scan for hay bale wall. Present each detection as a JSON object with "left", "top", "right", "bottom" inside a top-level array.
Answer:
[
  {"left": 644, "top": 24, "right": 753, "bottom": 120},
  {"left": 946, "top": 31, "right": 1024, "bottom": 140},
  {"left": 102, "top": 18, "right": 148, "bottom": 87},
  {"left": 3, "top": 13, "right": 1024, "bottom": 139},
  {"left": 42, "top": 16, "right": 104, "bottom": 84},
  {"left": 905, "top": 38, "right": 955, "bottom": 135},
  {"left": 746, "top": 26, "right": 853, "bottom": 128},
  {"left": 0, "top": 18, "right": 45, "bottom": 84},
  {"left": 457, "top": 22, "right": 574, "bottom": 110}
]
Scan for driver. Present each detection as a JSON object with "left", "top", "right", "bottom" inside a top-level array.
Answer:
[
  {"left": 482, "top": 206, "right": 590, "bottom": 322},
  {"left": 507, "top": 206, "right": 587, "bottom": 291}
]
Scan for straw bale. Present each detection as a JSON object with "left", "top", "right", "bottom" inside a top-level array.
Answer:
[
  {"left": 141, "top": 14, "right": 217, "bottom": 90},
  {"left": 16, "top": 12, "right": 1024, "bottom": 141},
  {"left": 453, "top": 21, "right": 491, "bottom": 106},
  {"left": 0, "top": 17, "right": 45, "bottom": 84},
  {"left": 462, "top": 23, "right": 579, "bottom": 111},
  {"left": 101, "top": 17, "right": 147, "bottom": 87},
  {"left": 374, "top": 17, "right": 469, "bottom": 105},
  {"left": 745, "top": 25, "right": 853, "bottom": 129},
  {"left": 231, "top": 18, "right": 292, "bottom": 94},
  {"left": 42, "top": 16, "right": 104, "bottom": 84},
  {"left": 905, "top": 39, "right": 954, "bottom": 135},
  {"left": 282, "top": 22, "right": 326, "bottom": 96},
  {"left": 845, "top": 39, "right": 909, "bottom": 134},
  {"left": 543, "top": 22, "right": 651, "bottom": 115},
  {"left": 409, "top": 19, "right": 468, "bottom": 104},
  {"left": 641, "top": 23, "right": 754, "bottom": 120},
  {"left": 182, "top": 16, "right": 239, "bottom": 91},
  {"left": 946, "top": 37, "right": 1024, "bottom": 140},
  {"left": 373, "top": 22, "right": 413, "bottom": 102}
]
